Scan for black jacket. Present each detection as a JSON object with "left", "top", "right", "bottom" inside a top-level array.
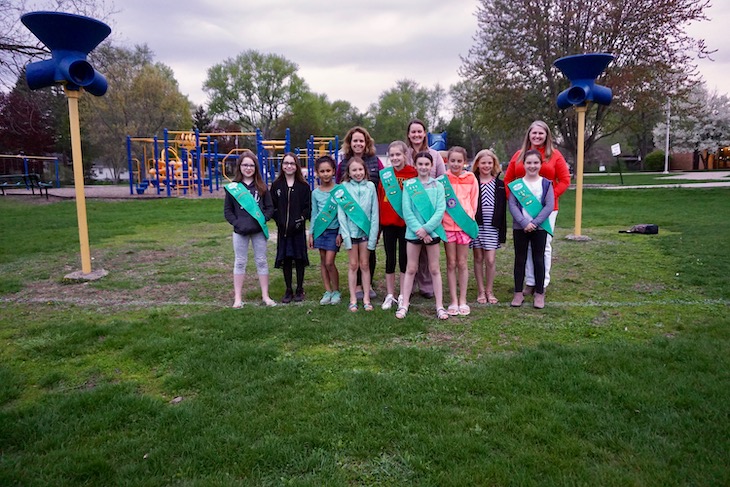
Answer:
[
  {"left": 270, "top": 178, "right": 311, "bottom": 238},
  {"left": 475, "top": 176, "right": 507, "bottom": 244},
  {"left": 224, "top": 181, "right": 274, "bottom": 235}
]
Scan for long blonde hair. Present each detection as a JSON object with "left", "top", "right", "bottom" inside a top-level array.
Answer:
[{"left": 472, "top": 149, "right": 501, "bottom": 178}]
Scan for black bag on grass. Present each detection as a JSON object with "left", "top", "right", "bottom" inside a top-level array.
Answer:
[{"left": 619, "top": 224, "right": 659, "bottom": 234}]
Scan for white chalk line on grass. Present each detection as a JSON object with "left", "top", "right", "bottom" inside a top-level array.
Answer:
[{"left": 2, "top": 297, "right": 728, "bottom": 309}]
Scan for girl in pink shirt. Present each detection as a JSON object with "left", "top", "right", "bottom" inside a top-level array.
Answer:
[{"left": 441, "top": 146, "right": 479, "bottom": 316}]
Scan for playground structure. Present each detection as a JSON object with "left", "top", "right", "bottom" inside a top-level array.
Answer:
[
  {"left": 428, "top": 131, "right": 448, "bottom": 152},
  {"left": 0, "top": 153, "right": 61, "bottom": 187},
  {"left": 126, "top": 129, "right": 340, "bottom": 196}
]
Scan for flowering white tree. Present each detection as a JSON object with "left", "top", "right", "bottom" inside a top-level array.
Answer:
[{"left": 654, "top": 84, "right": 730, "bottom": 169}]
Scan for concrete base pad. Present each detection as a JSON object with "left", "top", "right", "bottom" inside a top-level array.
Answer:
[
  {"left": 63, "top": 269, "right": 109, "bottom": 282},
  {"left": 565, "top": 234, "right": 592, "bottom": 242}
]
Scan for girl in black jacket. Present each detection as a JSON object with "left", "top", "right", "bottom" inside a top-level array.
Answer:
[
  {"left": 271, "top": 152, "right": 311, "bottom": 303},
  {"left": 224, "top": 151, "right": 276, "bottom": 308},
  {"left": 470, "top": 149, "right": 507, "bottom": 305}
]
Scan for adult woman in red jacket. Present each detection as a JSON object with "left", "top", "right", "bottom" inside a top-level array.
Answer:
[{"left": 504, "top": 120, "right": 570, "bottom": 294}]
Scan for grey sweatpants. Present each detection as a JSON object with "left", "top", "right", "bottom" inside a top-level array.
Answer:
[{"left": 232, "top": 232, "right": 269, "bottom": 275}]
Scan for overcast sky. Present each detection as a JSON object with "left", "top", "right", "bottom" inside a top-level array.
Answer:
[{"left": 109, "top": 0, "right": 729, "bottom": 111}]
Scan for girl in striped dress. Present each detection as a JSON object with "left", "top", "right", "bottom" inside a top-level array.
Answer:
[{"left": 470, "top": 149, "right": 506, "bottom": 304}]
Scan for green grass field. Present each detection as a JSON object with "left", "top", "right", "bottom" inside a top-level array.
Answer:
[{"left": 1, "top": 187, "right": 729, "bottom": 486}]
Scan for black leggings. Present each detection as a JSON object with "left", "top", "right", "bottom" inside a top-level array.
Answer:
[
  {"left": 356, "top": 250, "right": 377, "bottom": 286},
  {"left": 513, "top": 229, "right": 548, "bottom": 294},
  {"left": 382, "top": 225, "right": 407, "bottom": 274},
  {"left": 283, "top": 257, "right": 306, "bottom": 291}
]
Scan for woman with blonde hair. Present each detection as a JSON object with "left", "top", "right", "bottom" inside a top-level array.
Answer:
[{"left": 504, "top": 120, "right": 569, "bottom": 295}]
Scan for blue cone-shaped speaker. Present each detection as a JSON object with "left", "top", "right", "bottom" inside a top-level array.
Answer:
[
  {"left": 554, "top": 53, "right": 614, "bottom": 109},
  {"left": 21, "top": 11, "right": 111, "bottom": 96}
]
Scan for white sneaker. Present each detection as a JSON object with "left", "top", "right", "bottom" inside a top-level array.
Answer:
[
  {"left": 319, "top": 291, "right": 333, "bottom": 305},
  {"left": 381, "top": 294, "right": 397, "bottom": 310}
]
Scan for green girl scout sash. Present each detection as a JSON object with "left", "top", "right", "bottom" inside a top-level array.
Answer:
[
  {"left": 438, "top": 175, "right": 479, "bottom": 239},
  {"left": 311, "top": 188, "right": 339, "bottom": 240},
  {"left": 403, "top": 178, "right": 447, "bottom": 241},
  {"left": 507, "top": 178, "right": 554, "bottom": 236},
  {"left": 333, "top": 184, "right": 371, "bottom": 235},
  {"left": 379, "top": 167, "right": 405, "bottom": 219},
  {"left": 225, "top": 182, "right": 269, "bottom": 239}
]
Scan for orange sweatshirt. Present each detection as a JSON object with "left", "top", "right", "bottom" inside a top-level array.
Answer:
[{"left": 441, "top": 170, "right": 479, "bottom": 232}]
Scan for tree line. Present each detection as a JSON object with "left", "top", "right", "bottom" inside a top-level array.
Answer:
[{"left": 0, "top": 0, "right": 726, "bottom": 183}]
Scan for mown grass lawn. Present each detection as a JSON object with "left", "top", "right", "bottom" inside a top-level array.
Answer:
[{"left": 1, "top": 188, "right": 728, "bottom": 486}]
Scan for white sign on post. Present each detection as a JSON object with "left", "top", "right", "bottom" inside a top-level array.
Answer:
[{"left": 611, "top": 143, "right": 621, "bottom": 157}]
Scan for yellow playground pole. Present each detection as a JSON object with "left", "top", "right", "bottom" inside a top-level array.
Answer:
[
  {"left": 573, "top": 105, "right": 588, "bottom": 238},
  {"left": 65, "top": 88, "right": 93, "bottom": 274}
]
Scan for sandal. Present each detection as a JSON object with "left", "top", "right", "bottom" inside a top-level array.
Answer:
[
  {"left": 348, "top": 303, "right": 358, "bottom": 313},
  {"left": 262, "top": 298, "right": 277, "bottom": 307},
  {"left": 458, "top": 304, "right": 471, "bottom": 316},
  {"left": 436, "top": 307, "right": 450, "bottom": 320},
  {"left": 232, "top": 301, "right": 244, "bottom": 309},
  {"left": 447, "top": 304, "right": 460, "bottom": 316},
  {"left": 363, "top": 303, "right": 374, "bottom": 312},
  {"left": 476, "top": 293, "right": 487, "bottom": 305},
  {"left": 487, "top": 293, "right": 499, "bottom": 305},
  {"left": 395, "top": 306, "right": 408, "bottom": 319}
]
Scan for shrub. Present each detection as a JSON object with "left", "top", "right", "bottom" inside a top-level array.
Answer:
[{"left": 644, "top": 150, "right": 669, "bottom": 171}]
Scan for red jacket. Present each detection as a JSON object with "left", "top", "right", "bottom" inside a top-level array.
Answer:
[
  {"left": 378, "top": 165, "right": 418, "bottom": 227},
  {"left": 504, "top": 146, "right": 570, "bottom": 211}
]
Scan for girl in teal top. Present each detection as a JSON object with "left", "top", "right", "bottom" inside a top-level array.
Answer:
[
  {"left": 309, "top": 155, "right": 342, "bottom": 305},
  {"left": 336, "top": 157, "right": 379, "bottom": 312},
  {"left": 398, "top": 151, "right": 448, "bottom": 321}
]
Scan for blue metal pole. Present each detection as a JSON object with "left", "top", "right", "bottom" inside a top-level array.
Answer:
[
  {"left": 153, "top": 136, "right": 161, "bottom": 195},
  {"left": 195, "top": 129, "right": 202, "bottom": 196},
  {"left": 307, "top": 135, "right": 315, "bottom": 189},
  {"left": 54, "top": 157, "right": 60, "bottom": 187},
  {"left": 126, "top": 135, "right": 134, "bottom": 194}
]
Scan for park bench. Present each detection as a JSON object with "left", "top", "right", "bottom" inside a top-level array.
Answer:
[{"left": 0, "top": 173, "right": 53, "bottom": 199}]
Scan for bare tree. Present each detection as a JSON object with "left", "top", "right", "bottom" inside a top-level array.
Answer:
[
  {"left": 460, "top": 0, "right": 712, "bottom": 161},
  {"left": 0, "top": 0, "right": 115, "bottom": 91}
]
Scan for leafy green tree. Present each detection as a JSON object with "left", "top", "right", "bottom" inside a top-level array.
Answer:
[
  {"left": 81, "top": 44, "right": 192, "bottom": 183},
  {"left": 460, "top": 0, "right": 712, "bottom": 161},
  {"left": 369, "top": 79, "right": 445, "bottom": 143},
  {"left": 281, "top": 93, "right": 365, "bottom": 147},
  {"left": 204, "top": 50, "right": 307, "bottom": 139}
]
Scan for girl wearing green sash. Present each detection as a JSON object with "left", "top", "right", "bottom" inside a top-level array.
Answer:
[
  {"left": 308, "top": 156, "right": 342, "bottom": 306},
  {"left": 508, "top": 150, "right": 554, "bottom": 309},
  {"left": 441, "top": 146, "right": 479, "bottom": 316},
  {"left": 337, "top": 157, "right": 379, "bottom": 312},
  {"left": 378, "top": 140, "right": 417, "bottom": 310},
  {"left": 223, "top": 151, "right": 276, "bottom": 308},
  {"left": 398, "top": 151, "right": 449, "bottom": 321}
]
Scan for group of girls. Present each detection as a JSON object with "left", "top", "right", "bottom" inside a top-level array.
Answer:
[
  {"left": 224, "top": 119, "right": 570, "bottom": 317},
  {"left": 224, "top": 150, "right": 310, "bottom": 308}
]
